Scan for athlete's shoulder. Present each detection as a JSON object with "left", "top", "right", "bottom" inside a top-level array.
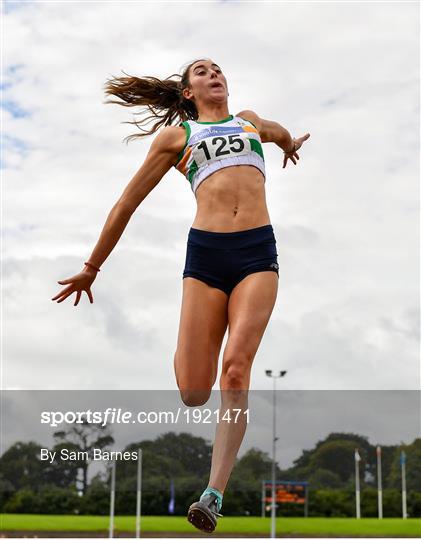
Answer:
[
  {"left": 152, "top": 125, "right": 187, "bottom": 157},
  {"left": 235, "top": 110, "right": 262, "bottom": 132}
]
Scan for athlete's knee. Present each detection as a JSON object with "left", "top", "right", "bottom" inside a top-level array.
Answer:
[
  {"left": 174, "top": 349, "right": 216, "bottom": 406},
  {"left": 221, "top": 352, "right": 252, "bottom": 390},
  {"left": 179, "top": 389, "right": 211, "bottom": 407}
]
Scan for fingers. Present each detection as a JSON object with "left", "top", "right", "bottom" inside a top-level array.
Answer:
[
  {"left": 283, "top": 134, "right": 308, "bottom": 168},
  {"left": 74, "top": 290, "right": 94, "bottom": 306},
  {"left": 51, "top": 284, "right": 74, "bottom": 301},
  {"left": 58, "top": 277, "right": 76, "bottom": 285},
  {"left": 52, "top": 283, "right": 94, "bottom": 305},
  {"left": 298, "top": 133, "right": 310, "bottom": 143},
  {"left": 86, "top": 289, "right": 94, "bottom": 304},
  {"left": 282, "top": 154, "right": 299, "bottom": 168},
  {"left": 74, "top": 290, "right": 82, "bottom": 307},
  {"left": 54, "top": 289, "right": 76, "bottom": 304}
]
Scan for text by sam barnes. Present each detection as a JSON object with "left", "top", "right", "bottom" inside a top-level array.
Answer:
[{"left": 40, "top": 448, "right": 138, "bottom": 463}]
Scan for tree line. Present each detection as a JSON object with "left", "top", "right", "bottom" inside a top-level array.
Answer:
[{"left": 0, "top": 426, "right": 420, "bottom": 517}]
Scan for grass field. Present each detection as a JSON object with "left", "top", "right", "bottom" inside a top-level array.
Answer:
[{"left": 0, "top": 514, "right": 420, "bottom": 537}]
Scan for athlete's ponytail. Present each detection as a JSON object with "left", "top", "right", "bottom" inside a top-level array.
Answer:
[{"left": 103, "top": 58, "right": 208, "bottom": 144}]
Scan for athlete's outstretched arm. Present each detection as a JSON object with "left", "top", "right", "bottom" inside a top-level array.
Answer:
[
  {"left": 236, "top": 109, "right": 310, "bottom": 168},
  {"left": 52, "top": 126, "right": 182, "bottom": 305}
]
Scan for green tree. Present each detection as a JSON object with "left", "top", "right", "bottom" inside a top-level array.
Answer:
[
  {"left": 310, "top": 440, "right": 360, "bottom": 483},
  {"left": 150, "top": 432, "right": 213, "bottom": 477},
  {"left": 289, "top": 433, "right": 372, "bottom": 488},
  {"left": 80, "top": 474, "right": 109, "bottom": 515},
  {"left": 388, "top": 439, "right": 421, "bottom": 492},
  {"left": 43, "top": 441, "right": 80, "bottom": 490},
  {"left": 2, "top": 488, "right": 40, "bottom": 513},
  {"left": 0, "top": 441, "right": 44, "bottom": 491},
  {"left": 307, "top": 468, "right": 342, "bottom": 489},
  {"left": 53, "top": 421, "right": 114, "bottom": 495}
]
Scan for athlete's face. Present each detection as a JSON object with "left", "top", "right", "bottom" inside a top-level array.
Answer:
[{"left": 184, "top": 60, "right": 228, "bottom": 104}]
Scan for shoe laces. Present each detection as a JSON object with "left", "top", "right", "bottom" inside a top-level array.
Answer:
[
  {"left": 209, "top": 497, "right": 223, "bottom": 518},
  {"left": 200, "top": 491, "right": 223, "bottom": 517}
]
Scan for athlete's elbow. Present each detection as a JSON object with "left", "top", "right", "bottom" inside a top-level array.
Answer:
[
  {"left": 115, "top": 196, "right": 141, "bottom": 216},
  {"left": 263, "top": 121, "right": 289, "bottom": 145}
]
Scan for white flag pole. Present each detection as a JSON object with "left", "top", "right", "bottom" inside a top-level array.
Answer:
[
  {"left": 136, "top": 448, "right": 143, "bottom": 538},
  {"left": 401, "top": 451, "right": 407, "bottom": 519},
  {"left": 377, "top": 446, "right": 383, "bottom": 519},
  {"left": 355, "top": 449, "right": 361, "bottom": 519},
  {"left": 109, "top": 460, "right": 116, "bottom": 539}
]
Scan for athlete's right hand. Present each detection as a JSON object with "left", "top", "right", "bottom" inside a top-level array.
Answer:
[{"left": 51, "top": 267, "right": 97, "bottom": 305}]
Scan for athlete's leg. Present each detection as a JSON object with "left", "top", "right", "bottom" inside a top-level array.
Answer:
[
  {"left": 207, "top": 270, "right": 279, "bottom": 493},
  {"left": 174, "top": 277, "right": 229, "bottom": 407}
]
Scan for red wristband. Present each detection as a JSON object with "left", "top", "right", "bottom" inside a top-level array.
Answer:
[{"left": 84, "top": 261, "right": 101, "bottom": 272}]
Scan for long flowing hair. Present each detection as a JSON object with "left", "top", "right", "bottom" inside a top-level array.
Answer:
[{"left": 103, "top": 58, "right": 209, "bottom": 144}]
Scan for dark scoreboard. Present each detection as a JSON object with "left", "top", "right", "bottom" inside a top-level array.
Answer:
[{"left": 264, "top": 481, "right": 309, "bottom": 504}]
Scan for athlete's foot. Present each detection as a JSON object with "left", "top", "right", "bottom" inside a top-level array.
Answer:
[{"left": 187, "top": 489, "right": 223, "bottom": 533}]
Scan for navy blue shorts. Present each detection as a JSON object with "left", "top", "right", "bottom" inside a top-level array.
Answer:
[{"left": 182, "top": 224, "right": 279, "bottom": 296}]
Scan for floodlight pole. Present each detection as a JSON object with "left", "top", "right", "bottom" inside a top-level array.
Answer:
[
  {"left": 265, "top": 369, "right": 287, "bottom": 538},
  {"left": 136, "top": 448, "right": 143, "bottom": 538},
  {"left": 109, "top": 460, "right": 116, "bottom": 539}
]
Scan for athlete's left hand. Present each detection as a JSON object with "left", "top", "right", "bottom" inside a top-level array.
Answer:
[{"left": 283, "top": 133, "right": 310, "bottom": 168}]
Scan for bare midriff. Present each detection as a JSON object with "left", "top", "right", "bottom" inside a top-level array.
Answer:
[{"left": 191, "top": 165, "right": 271, "bottom": 232}]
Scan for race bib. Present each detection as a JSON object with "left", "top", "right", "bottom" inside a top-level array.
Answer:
[{"left": 191, "top": 132, "right": 252, "bottom": 167}]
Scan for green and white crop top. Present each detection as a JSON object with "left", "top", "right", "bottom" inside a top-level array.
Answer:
[{"left": 173, "top": 114, "right": 265, "bottom": 194}]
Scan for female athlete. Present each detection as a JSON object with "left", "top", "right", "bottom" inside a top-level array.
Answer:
[{"left": 51, "top": 57, "right": 310, "bottom": 533}]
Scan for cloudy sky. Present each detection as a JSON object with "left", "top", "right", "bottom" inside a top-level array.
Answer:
[{"left": 3, "top": 1, "right": 419, "bottom": 395}]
